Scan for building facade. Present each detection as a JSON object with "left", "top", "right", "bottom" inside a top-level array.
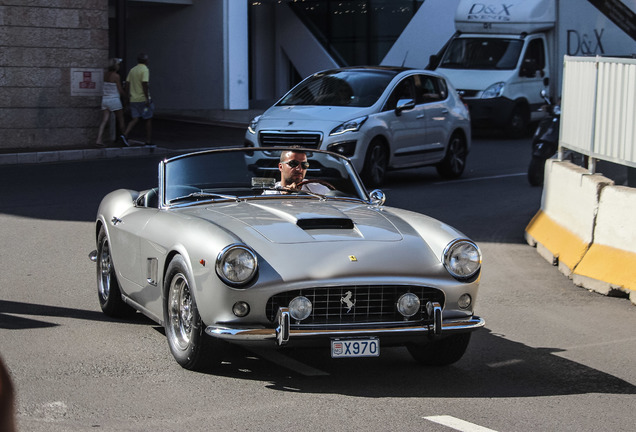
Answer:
[{"left": 0, "top": 0, "right": 458, "bottom": 151}]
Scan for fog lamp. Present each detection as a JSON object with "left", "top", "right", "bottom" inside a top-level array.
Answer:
[
  {"left": 289, "top": 296, "right": 312, "bottom": 321},
  {"left": 458, "top": 294, "right": 472, "bottom": 309},
  {"left": 397, "top": 293, "right": 421, "bottom": 318},
  {"left": 232, "top": 301, "right": 250, "bottom": 317}
]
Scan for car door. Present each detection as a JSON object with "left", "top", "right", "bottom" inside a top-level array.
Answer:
[
  {"left": 415, "top": 74, "right": 450, "bottom": 163},
  {"left": 380, "top": 75, "right": 428, "bottom": 166}
]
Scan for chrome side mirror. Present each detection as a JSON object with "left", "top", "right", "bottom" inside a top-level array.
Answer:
[{"left": 369, "top": 189, "right": 386, "bottom": 206}]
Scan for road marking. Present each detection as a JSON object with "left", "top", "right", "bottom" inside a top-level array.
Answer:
[
  {"left": 434, "top": 172, "right": 526, "bottom": 185},
  {"left": 246, "top": 347, "right": 330, "bottom": 377},
  {"left": 424, "top": 415, "right": 499, "bottom": 432}
]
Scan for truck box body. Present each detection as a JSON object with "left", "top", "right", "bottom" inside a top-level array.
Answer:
[{"left": 433, "top": 0, "right": 636, "bottom": 135}]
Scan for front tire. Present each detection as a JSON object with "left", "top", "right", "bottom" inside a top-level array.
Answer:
[
  {"left": 96, "top": 226, "right": 134, "bottom": 317},
  {"left": 436, "top": 132, "right": 467, "bottom": 179},
  {"left": 164, "top": 255, "right": 222, "bottom": 371},
  {"left": 506, "top": 105, "right": 529, "bottom": 138},
  {"left": 407, "top": 333, "right": 472, "bottom": 366},
  {"left": 361, "top": 139, "right": 388, "bottom": 187}
]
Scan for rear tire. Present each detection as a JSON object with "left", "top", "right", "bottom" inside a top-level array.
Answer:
[
  {"left": 436, "top": 133, "right": 467, "bottom": 179},
  {"left": 407, "top": 333, "right": 472, "bottom": 366},
  {"left": 164, "top": 255, "right": 222, "bottom": 371},
  {"left": 96, "top": 227, "right": 134, "bottom": 317},
  {"left": 361, "top": 139, "right": 388, "bottom": 188}
]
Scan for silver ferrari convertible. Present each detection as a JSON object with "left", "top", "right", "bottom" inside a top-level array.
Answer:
[{"left": 90, "top": 147, "right": 484, "bottom": 371}]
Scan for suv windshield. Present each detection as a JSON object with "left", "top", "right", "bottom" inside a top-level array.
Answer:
[
  {"left": 440, "top": 38, "right": 523, "bottom": 70},
  {"left": 278, "top": 69, "right": 397, "bottom": 107}
]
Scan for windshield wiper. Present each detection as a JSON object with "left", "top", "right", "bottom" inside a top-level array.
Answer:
[{"left": 169, "top": 191, "right": 238, "bottom": 204}]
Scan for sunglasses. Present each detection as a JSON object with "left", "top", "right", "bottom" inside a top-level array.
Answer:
[{"left": 284, "top": 160, "right": 310, "bottom": 169}]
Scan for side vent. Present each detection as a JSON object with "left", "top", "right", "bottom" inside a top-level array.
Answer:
[{"left": 297, "top": 218, "right": 354, "bottom": 230}]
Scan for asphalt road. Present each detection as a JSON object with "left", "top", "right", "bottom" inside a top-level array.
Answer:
[{"left": 1, "top": 127, "right": 635, "bottom": 431}]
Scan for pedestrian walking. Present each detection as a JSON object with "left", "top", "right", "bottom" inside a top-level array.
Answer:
[
  {"left": 122, "top": 53, "right": 154, "bottom": 147},
  {"left": 96, "top": 58, "right": 127, "bottom": 147}
]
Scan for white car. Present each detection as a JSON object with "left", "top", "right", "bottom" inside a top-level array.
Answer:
[{"left": 245, "top": 66, "right": 471, "bottom": 186}]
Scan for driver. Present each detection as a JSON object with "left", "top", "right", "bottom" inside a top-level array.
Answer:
[{"left": 266, "top": 149, "right": 330, "bottom": 195}]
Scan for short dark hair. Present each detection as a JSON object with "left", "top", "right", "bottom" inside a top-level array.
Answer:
[{"left": 137, "top": 53, "right": 149, "bottom": 63}]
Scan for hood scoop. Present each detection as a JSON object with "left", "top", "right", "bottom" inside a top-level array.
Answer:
[{"left": 297, "top": 218, "right": 354, "bottom": 230}]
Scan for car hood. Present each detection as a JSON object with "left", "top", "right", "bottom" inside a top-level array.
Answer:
[
  {"left": 175, "top": 199, "right": 459, "bottom": 279},
  {"left": 436, "top": 68, "right": 514, "bottom": 91},
  {"left": 203, "top": 200, "right": 402, "bottom": 243},
  {"left": 258, "top": 105, "right": 371, "bottom": 130}
]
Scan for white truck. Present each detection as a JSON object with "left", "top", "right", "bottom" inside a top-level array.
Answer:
[{"left": 430, "top": 0, "right": 636, "bottom": 136}]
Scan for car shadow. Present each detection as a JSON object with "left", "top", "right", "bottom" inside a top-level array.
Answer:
[
  {"left": 0, "top": 299, "right": 154, "bottom": 330},
  {"left": 203, "top": 328, "right": 636, "bottom": 399}
]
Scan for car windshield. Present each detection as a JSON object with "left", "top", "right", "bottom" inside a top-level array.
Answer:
[
  {"left": 160, "top": 148, "right": 369, "bottom": 207},
  {"left": 439, "top": 38, "right": 523, "bottom": 70},
  {"left": 277, "top": 69, "right": 397, "bottom": 107}
]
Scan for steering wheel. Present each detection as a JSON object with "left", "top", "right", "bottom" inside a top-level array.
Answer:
[{"left": 294, "top": 179, "right": 336, "bottom": 191}]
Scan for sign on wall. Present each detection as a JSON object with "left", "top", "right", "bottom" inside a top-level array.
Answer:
[{"left": 70, "top": 68, "right": 103, "bottom": 96}]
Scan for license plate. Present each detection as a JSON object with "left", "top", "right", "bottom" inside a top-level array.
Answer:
[{"left": 331, "top": 338, "right": 379, "bottom": 358}]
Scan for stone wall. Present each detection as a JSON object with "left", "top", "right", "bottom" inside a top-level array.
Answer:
[{"left": 0, "top": 0, "right": 108, "bottom": 151}]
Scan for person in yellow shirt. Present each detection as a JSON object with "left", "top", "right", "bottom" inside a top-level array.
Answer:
[{"left": 122, "top": 53, "right": 154, "bottom": 146}]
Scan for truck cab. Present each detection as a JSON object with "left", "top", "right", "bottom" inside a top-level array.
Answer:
[{"left": 434, "top": 0, "right": 555, "bottom": 137}]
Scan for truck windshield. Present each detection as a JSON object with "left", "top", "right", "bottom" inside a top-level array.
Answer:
[{"left": 439, "top": 38, "right": 523, "bottom": 70}]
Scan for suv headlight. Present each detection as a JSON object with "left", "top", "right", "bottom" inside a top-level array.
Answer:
[
  {"left": 329, "top": 116, "right": 368, "bottom": 136},
  {"left": 216, "top": 244, "right": 258, "bottom": 287},
  {"left": 247, "top": 116, "right": 261, "bottom": 134},
  {"left": 481, "top": 82, "right": 505, "bottom": 99},
  {"left": 443, "top": 239, "right": 481, "bottom": 281}
]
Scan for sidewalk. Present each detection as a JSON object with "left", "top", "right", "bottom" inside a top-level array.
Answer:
[{"left": 0, "top": 109, "right": 260, "bottom": 166}]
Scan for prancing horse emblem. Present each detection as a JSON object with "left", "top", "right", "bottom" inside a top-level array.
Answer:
[{"left": 340, "top": 291, "right": 356, "bottom": 313}]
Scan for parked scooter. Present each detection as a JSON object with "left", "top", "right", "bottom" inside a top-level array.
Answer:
[{"left": 528, "top": 90, "right": 560, "bottom": 186}]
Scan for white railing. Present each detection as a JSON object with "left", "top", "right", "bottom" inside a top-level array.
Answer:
[{"left": 560, "top": 56, "right": 636, "bottom": 170}]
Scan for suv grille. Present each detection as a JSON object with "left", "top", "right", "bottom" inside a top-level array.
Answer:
[
  {"left": 266, "top": 285, "right": 445, "bottom": 329},
  {"left": 259, "top": 131, "right": 322, "bottom": 148}
]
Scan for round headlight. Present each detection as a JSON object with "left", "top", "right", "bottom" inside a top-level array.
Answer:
[
  {"left": 289, "top": 296, "right": 312, "bottom": 321},
  {"left": 443, "top": 239, "right": 482, "bottom": 281},
  {"left": 216, "top": 244, "right": 258, "bottom": 287},
  {"left": 397, "top": 293, "right": 421, "bottom": 317}
]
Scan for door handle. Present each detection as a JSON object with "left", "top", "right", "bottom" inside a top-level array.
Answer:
[{"left": 416, "top": 114, "right": 425, "bottom": 119}]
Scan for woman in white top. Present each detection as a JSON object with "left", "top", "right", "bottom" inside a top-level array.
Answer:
[{"left": 96, "top": 58, "right": 127, "bottom": 147}]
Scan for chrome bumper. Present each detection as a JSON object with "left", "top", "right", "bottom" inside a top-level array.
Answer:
[{"left": 205, "top": 306, "right": 485, "bottom": 346}]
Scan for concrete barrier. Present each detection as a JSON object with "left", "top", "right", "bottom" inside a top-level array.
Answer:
[
  {"left": 525, "top": 160, "right": 613, "bottom": 276},
  {"left": 573, "top": 185, "right": 636, "bottom": 303},
  {"left": 526, "top": 159, "right": 635, "bottom": 305}
]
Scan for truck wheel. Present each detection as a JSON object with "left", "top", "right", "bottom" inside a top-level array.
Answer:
[
  {"left": 407, "top": 333, "right": 472, "bottom": 366},
  {"left": 164, "top": 255, "right": 223, "bottom": 371},
  {"left": 361, "top": 139, "right": 388, "bottom": 187},
  {"left": 436, "top": 132, "right": 467, "bottom": 179},
  {"left": 506, "top": 105, "right": 529, "bottom": 138}
]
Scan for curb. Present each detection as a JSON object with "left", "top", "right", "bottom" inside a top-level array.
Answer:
[{"left": 0, "top": 145, "right": 168, "bottom": 166}]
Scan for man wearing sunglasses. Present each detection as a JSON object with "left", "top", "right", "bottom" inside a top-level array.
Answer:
[{"left": 270, "top": 149, "right": 330, "bottom": 195}]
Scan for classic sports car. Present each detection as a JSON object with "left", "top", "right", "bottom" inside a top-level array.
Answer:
[{"left": 90, "top": 147, "right": 484, "bottom": 371}]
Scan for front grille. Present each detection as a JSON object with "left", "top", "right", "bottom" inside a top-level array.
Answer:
[
  {"left": 266, "top": 285, "right": 445, "bottom": 329},
  {"left": 458, "top": 89, "right": 479, "bottom": 98},
  {"left": 259, "top": 131, "right": 322, "bottom": 148}
]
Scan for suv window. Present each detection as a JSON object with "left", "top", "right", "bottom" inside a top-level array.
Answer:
[
  {"left": 415, "top": 75, "right": 447, "bottom": 103},
  {"left": 383, "top": 76, "right": 415, "bottom": 111}
]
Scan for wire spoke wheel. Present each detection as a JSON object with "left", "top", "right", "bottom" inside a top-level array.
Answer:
[{"left": 168, "top": 273, "right": 194, "bottom": 351}]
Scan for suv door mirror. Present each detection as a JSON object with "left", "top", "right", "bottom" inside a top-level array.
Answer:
[{"left": 395, "top": 98, "right": 415, "bottom": 116}]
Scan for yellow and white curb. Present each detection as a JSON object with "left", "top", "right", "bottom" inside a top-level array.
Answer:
[{"left": 525, "top": 159, "right": 635, "bottom": 305}]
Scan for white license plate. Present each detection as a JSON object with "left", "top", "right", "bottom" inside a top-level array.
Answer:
[{"left": 331, "top": 338, "right": 379, "bottom": 358}]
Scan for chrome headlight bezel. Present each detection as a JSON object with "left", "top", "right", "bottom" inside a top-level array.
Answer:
[
  {"left": 215, "top": 244, "right": 258, "bottom": 287},
  {"left": 481, "top": 82, "right": 505, "bottom": 99},
  {"left": 442, "top": 239, "right": 482, "bottom": 281}
]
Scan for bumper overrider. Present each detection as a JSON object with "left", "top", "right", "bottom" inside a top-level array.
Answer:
[{"left": 205, "top": 303, "right": 485, "bottom": 346}]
